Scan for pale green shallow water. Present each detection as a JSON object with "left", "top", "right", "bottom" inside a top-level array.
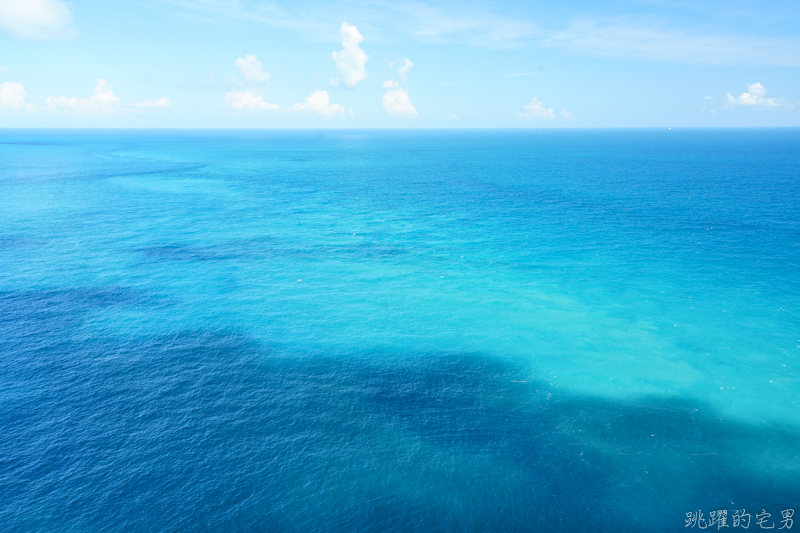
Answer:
[{"left": 1, "top": 129, "right": 798, "bottom": 531}]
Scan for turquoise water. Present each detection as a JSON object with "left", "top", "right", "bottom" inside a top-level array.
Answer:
[{"left": 1, "top": 129, "right": 798, "bottom": 531}]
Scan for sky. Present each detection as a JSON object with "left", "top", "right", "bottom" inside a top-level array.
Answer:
[{"left": 0, "top": 0, "right": 799, "bottom": 128}]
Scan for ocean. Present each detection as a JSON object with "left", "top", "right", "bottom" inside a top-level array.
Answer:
[{"left": 1, "top": 129, "right": 798, "bottom": 531}]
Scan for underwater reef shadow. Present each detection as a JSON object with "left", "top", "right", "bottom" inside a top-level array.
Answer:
[{"left": 0, "top": 304, "right": 797, "bottom": 532}]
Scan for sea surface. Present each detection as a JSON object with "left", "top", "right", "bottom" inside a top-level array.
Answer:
[{"left": 1, "top": 129, "right": 798, "bottom": 532}]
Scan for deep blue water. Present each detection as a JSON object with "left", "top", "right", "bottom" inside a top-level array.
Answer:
[{"left": 1, "top": 129, "right": 798, "bottom": 532}]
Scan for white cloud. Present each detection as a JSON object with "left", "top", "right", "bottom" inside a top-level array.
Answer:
[
  {"left": 561, "top": 109, "right": 573, "bottom": 119},
  {"left": 168, "top": 1, "right": 800, "bottom": 63},
  {"left": 0, "top": 65, "right": 7, "bottom": 73},
  {"left": 0, "top": 0, "right": 75, "bottom": 40},
  {"left": 45, "top": 79, "right": 121, "bottom": 113},
  {"left": 331, "top": 22, "right": 368, "bottom": 88},
  {"left": 44, "top": 95, "right": 78, "bottom": 110},
  {"left": 89, "top": 79, "right": 119, "bottom": 106},
  {"left": 292, "top": 90, "right": 344, "bottom": 116},
  {"left": 383, "top": 58, "right": 417, "bottom": 118},
  {"left": 521, "top": 97, "right": 555, "bottom": 120},
  {"left": 394, "top": 2, "right": 536, "bottom": 48},
  {"left": 397, "top": 58, "right": 413, "bottom": 80},
  {"left": 544, "top": 18, "right": 800, "bottom": 68},
  {"left": 225, "top": 55, "right": 275, "bottom": 111},
  {"left": 0, "top": 81, "right": 35, "bottom": 111},
  {"left": 234, "top": 54, "right": 270, "bottom": 84},
  {"left": 745, "top": 82, "right": 766, "bottom": 97},
  {"left": 164, "top": 0, "right": 535, "bottom": 49},
  {"left": 725, "top": 82, "right": 783, "bottom": 107},
  {"left": 225, "top": 88, "right": 278, "bottom": 110},
  {"left": 135, "top": 97, "right": 171, "bottom": 108},
  {"left": 382, "top": 86, "right": 417, "bottom": 118}
]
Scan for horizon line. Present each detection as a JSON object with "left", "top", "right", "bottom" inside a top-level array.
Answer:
[{"left": 1, "top": 126, "right": 797, "bottom": 131}]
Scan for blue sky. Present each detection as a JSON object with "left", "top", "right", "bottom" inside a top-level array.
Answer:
[{"left": 0, "top": 0, "right": 798, "bottom": 127}]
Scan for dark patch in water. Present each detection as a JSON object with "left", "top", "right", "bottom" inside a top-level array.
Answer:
[
  {"left": 0, "top": 286, "right": 150, "bottom": 314},
  {"left": 138, "top": 244, "right": 242, "bottom": 262},
  {"left": 1, "top": 309, "right": 797, "bottom": 532},
  {"left": 0, "top": 287, "right": 163, "bottom": 342},
  {"left": 137, "top": 241, "right": 408, "bottom": 264},
  {"left": 107, "top": 162, "right": 208, "bottom": 179},
  {"left": 289, "top": 243, "right": 408, "bottom": 259},
  {"left": 3, "top": 159, "right": 207, "bottom": 184},
  {"left": 0, "top": 236, "right": 44, "bottom": 249}
]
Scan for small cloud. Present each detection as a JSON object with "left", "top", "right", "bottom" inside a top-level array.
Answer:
[
  {"left": 89, "top": 79, "right": 120, "bottom": 106},
  {"left": 747, "top": 82, "right": 766, "bottom": 96},
  {"left": 0, "top": 65, "right": 7, "bottom": 73},
  {"left": 397, "top": 58, "right": 413, "bottom": 80},
  {"left": 0, "top": 0, "right": 76, "bottom": 40},
  {"left": 521, "top": 97, "right": 555, "bottom": 120},
  {"left": 45, "top": 79, "right": 120, "bottom": 113},
  {"left": 0, "top": 81, "right": 36, "bottom": 111},
  {"left": 561, "top": 109, "right": 573, "bottom": 119},
  {"left": 135, "top": 97, "right": 170, "bottom": 108},
  {"left": 444, "top": 114, "right": 458, "bottom": 120},
  {"left": 383, "top": 86, "right": 417, "bottom": 117},
  {"left": 234, "top": 54, "right": 270, "bottom": 84},
  {"left": 383, "top": 60, "right": 417, "bottom": 117},
  {"left": 225, "top": 89, "right": 278, "bottom": 110},
  {"left": 725, "top": 82, "right": 783, "bottom": 107},
  {"left": 45, "top": 95, "right": 78, "bottom": 110},
  {"left": 703, "top": 96, "right": 714, "bottom": 101},
  {"left": 226, "top": 54, "right": 272, "bottom": 109},
  {"left": 292, "top": 90, "right": 345, "bottom": 116},
  {"left": 332, "top": 22, "right": 368, "bottom": 88}
]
